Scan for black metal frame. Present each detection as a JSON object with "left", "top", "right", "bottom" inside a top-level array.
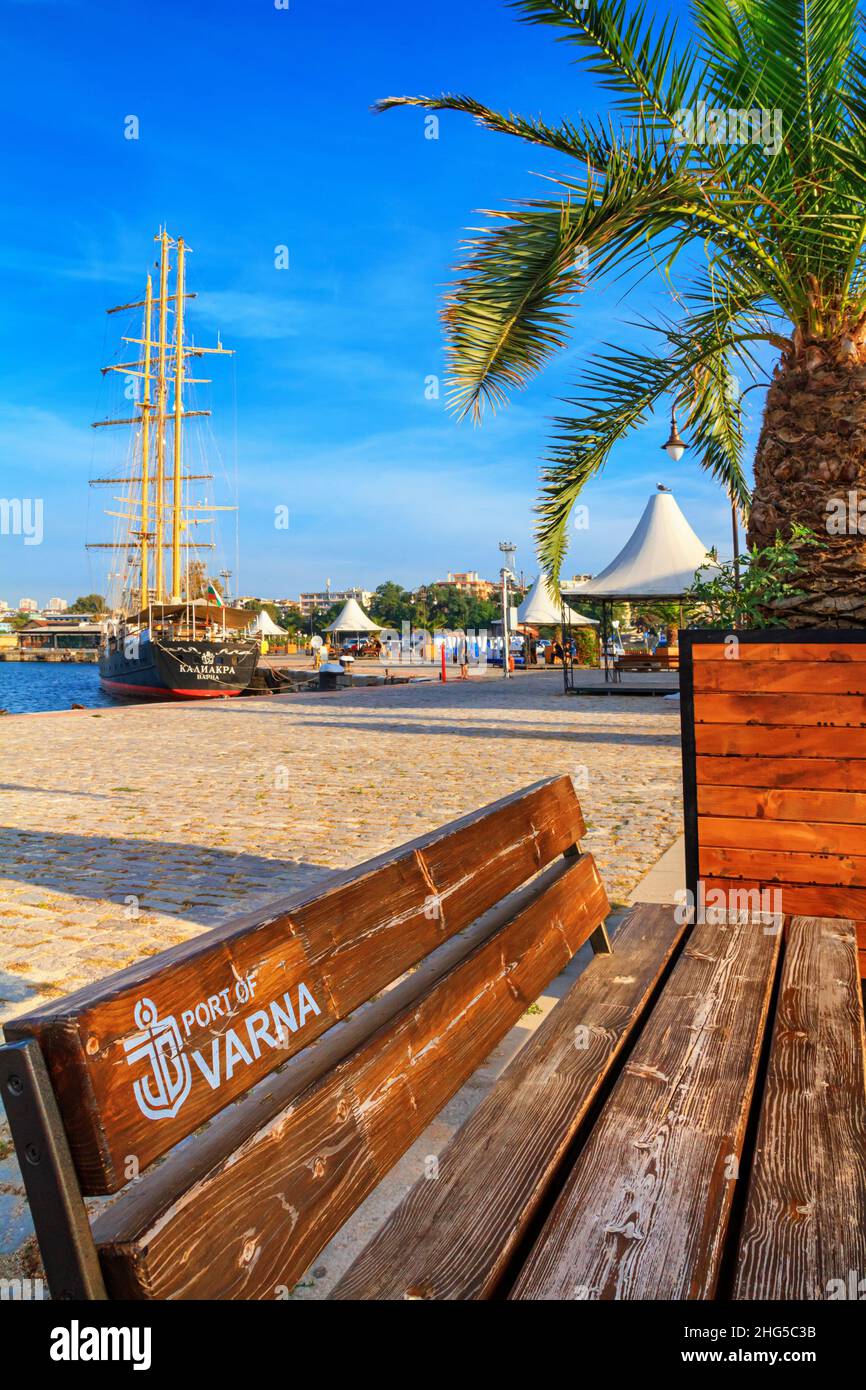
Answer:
[
  {"left": 679, "top": 626, "right": 866, "bottom": 910},
  {"left": 0, "top": 1039, "right": 106, "bottom": 1299},
  {"left": 562, "top": 595, "right": 685, "bottom": 695}
]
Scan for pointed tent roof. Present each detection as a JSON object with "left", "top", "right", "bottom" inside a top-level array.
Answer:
[
  {"left": 571, "top": 489, "right": 719, "bottom": 599},
  {"left": 250, "top": 609, "right": 284, "bottom": 636},
  {"left": 518, "top": 575, "right": 598, "bottom": 627},
  {"left": 325, "top": 597, "right": 382, "bottom": 633}
]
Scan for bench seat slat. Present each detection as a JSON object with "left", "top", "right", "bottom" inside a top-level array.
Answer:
[
  {"left": 7, "top": 775, "right": 583, "bottom": 1194},
  {"left": 330, "top": 903, "right": 687, "bottom": 1301},
  {"left": 93, "top": 852, "right": 608, "bottom": 1299},
  {"left": 733, "top": 916, "right": 866, "bottom": 1301},
  {"left": 510, "top": 913, "right": 782, "bottom": 1301}
]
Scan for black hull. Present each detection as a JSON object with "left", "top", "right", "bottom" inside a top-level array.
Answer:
[{"left": 99, "top": 637, "right": 259, "bottom": 701}]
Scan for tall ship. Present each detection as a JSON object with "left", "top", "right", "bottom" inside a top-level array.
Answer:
[{"left": 89, "top": 229, "right": 259, "bottom": 700}]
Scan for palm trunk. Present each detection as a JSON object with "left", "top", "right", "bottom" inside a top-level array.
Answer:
[{"left": 748, "top": 338, "right": 866, "bottom": 626}]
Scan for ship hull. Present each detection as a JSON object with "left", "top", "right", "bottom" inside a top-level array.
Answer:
[{"left": 99, "top": 636, "right": 259, "bottom": 701}]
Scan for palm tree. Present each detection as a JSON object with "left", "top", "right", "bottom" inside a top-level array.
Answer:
[{"left": 377, "top": 0, "right": 866, "bottom": 626}]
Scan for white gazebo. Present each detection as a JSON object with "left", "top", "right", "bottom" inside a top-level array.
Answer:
[
  {"left": 324, "top": 597, "right": 382, "bottom": 635},
  {"left": 518, "top": 575, "right": 598, "bottom": 627},
  {"left": 250, "top": 609, "right": 284, "bottom": 637},
  {"left": 563, "top": 488, "right": 719, "bottom": 686},
  {"left": 567, "top": 488, "right": 719, "bottom": 601}
]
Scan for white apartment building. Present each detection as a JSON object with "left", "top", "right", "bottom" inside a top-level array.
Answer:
[{"left": 297, "top": 585, "right": 374, "bottom": 618}]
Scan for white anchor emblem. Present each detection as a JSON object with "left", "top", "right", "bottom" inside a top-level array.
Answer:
[{"left": 123, "top": 997, "right": 192, "bottom": 1121}]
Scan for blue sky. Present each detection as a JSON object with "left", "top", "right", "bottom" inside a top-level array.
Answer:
[{"left": 0, "top": 0, "right": 763, "bottom": 605}]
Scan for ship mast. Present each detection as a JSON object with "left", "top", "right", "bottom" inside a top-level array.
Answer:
[
  {"left": 171, "top": 238, "right": 186, "bottom": 602},
  {"left": 89, "top": 228, "right": 236, "bottom": 616},
  {"left": 139, "top": 274, "right": 153, "bottom": 611},
  {"left": 154, "top": 229, "right": 170, "bottom": 603}
]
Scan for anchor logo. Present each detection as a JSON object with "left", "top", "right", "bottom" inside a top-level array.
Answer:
[{"left": 123, "top": 998, "right": 192, "bottom": 1121}]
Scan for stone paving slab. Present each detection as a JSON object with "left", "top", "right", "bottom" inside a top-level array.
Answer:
[{"left": 0, "top": 672, "right": 683, "bottom": 1286}]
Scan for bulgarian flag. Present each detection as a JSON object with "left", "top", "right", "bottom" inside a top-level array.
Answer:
[{"left": 206, "top": 580, "right": 224, "bottom": 608}]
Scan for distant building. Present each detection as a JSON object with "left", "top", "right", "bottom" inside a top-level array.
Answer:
[
  {"left": 0, "top": 600, "right": 7, "bottom": 613},
  {"left": 432, "top": 571, "right": 496, "bottom": 600},
  {"left": 17, "top": 620, "right": 102, "bottom": 651},
  {"left": 234, "top": 595, "right": 275, "bottom": 610},
  {"left": 36, "top": 612, "right": 100, "bottom": 628},
  {"left": 45, "top": 597, "right": 68, "bottom": 612},
  {"left": 297, "top": 585, "right": 373, "bottom": 618},
  {"left": 18, "top": 598, "right": 38, "bottom": 612}
]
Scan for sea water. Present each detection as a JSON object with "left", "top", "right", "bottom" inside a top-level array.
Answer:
[{"left": 0, "top": 663, "right": 115, "bottom": 714}]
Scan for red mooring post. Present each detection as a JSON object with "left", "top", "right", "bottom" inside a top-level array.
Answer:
[{"left": 440, "top": 645, "right": 447, "bottom": 682}]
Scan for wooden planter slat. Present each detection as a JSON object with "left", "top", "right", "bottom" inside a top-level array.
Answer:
[
  {"left": 696, "top": 756, "right": 866, "bottom": 791},
  {"left": 695, "top": 724, "right": 866, "bottom": 757}
]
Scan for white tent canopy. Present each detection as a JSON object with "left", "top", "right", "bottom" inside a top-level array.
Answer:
[
  {"left": 518, "top": 575, "right": 598, "bottom": 627},
  {"left": 325, "top": 597, "right": 382, "bottom": 633},
  {"left": 568, "top": 489, "right": 718, "bottom": 598},
  {"left": 250, "top": 609, "right": 284, "bottom": 636}
]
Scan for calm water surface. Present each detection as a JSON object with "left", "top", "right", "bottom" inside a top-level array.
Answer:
[{"left": 0, "top": 663, "right": 116, "bottom": 714}]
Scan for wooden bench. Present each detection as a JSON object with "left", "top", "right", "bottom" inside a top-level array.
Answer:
[
  {"left": 0, "top": 775, "right": 611, "bottom": 1299},
  {"left": 2, "top": 775, "right": 864, "bottom": 1301},
  {"left": 615, "top": 650, "right": 680, "bottom": 673},
  {"left": 334, "top": 909, "right": 866, "bottom": 1301}
]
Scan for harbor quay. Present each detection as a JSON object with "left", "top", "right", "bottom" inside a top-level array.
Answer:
[{"left": 0, "top": 672, "right": 682, "bottom": 1287}]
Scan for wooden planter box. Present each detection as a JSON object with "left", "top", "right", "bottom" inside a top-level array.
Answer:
[{"left": 680, "top": 629, "right": 866, "bottom": 978}]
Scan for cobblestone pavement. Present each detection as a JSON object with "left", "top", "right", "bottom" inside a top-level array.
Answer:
[{"left": 0, "top": 672, "right": 683, "bottom": 1280}]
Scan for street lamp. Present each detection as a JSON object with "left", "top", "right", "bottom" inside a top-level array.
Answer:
[
  {"left": 498, "top": 541, "right": 517, "bottom": 680},
  {"left": 219, "top": 569, "right": 233, "bottom": 603}
]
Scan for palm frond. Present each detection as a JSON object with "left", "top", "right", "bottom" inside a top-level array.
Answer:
[
  {"left": 510, "top": 0, "right": 704, "bottom": 126},
  {"left": 536, "top": 310, "right": 762, "bottom": 579}
]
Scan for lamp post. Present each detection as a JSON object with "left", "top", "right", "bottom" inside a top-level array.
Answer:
[
  {"left": 498, "top": 541, "right": 517, "bottom": 680},
  {"left": 219, "top": 568, "right": 232, "bottom": 603}
]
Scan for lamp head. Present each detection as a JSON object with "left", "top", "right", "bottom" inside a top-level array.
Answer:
[{"left": 661, "top": 405, "right": 688, "bottom": 463}]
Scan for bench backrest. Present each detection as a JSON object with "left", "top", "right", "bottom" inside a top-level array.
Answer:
[
  {"left": 680, "top": 629, "right": 866, "bottom": 977},
  {"left": 5, "top": 775, "right": 610, "bottom": 1299}
]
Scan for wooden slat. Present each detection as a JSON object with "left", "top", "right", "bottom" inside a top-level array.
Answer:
[
  {"left": 93, "top": 853, "right": 610, "bottom": 1299},
  {"left": 330, "top": 904, "right": 687, "bottom": 1301},
  {"left": 694, "top": 661, "right": 866, "bottom": 695},
  {"left": 733, "top": 917, "right": 866, "bottom": 1300},
  {"left": 700, "top": 846, "right": 866, "bottom": 888},
  {"left": 6, "top": 775, "right": 585, "bottom": 1194},
  {"left": 695, "top": 724, "right": 866, "bottom": 758},
  {"left": 692, "top": 643, "right": 866, "bottom": 664},
  {"left": 699, "top": 815, "right": 866, "bottom": 856},
  {"left": 702, "top": 878, "right": 866, "bottom": 923},
  {"left": 693, "top": 693, "right": 866, "bottom": 727},
  {"left": 696, "top": 756, "right": 866, "bottom": 792},
  {"left": 509, "top": 913, "right": 782, "bottom": 1300},
  {"left": 698, "top": 784, "right": 866, "bottom": 823}
]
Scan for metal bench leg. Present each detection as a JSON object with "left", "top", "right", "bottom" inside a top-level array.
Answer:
[
  {"left": 0, "top": 1039, "right": 107, "bottom": 1300},
  {"left": 589, "top": 921, "right": 613, "bottom": 954}
]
